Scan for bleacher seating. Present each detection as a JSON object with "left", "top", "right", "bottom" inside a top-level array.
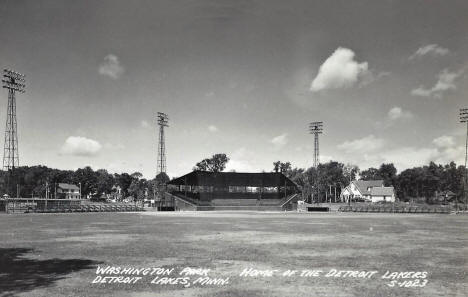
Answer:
[{"left": 211, "top": 199, "right": 258, "bottom": 206}]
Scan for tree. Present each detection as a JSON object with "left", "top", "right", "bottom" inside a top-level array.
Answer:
[
  {"left": 378, "top": 163, "right": 397, "bottom": 186},
  {"left": 115, "top": 173, "right": 133, "bottom": 197},
  {"left": 155, "top": 172, "right": 170, "bottom": 185},
  {"left": 360, "top": 167, "right": 379, "bottom": 180},
  {"left": 273, "top": 161, "right": 281, "bottom": 173},
  {"left": 73, "top": 166, "right": 98, "bottom": 197},
  {"left": 128, "top": 178, "right": 148, "bottom": 201},
  {"left": 273, "top": 161, "right": 291, "bottom": 173},
  {"left": 193, "top": 153, "right": 229, "bottom": 172},
  {"left": 343, "top": 164, "right": 360, "bottom": 183},
  {"left": 95, "top": 169, "right": 115, "bottom": 196}
]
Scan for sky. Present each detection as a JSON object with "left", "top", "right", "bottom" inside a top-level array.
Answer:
[{"left": 0, "top": 0, "right": 467, "bottom": 179}]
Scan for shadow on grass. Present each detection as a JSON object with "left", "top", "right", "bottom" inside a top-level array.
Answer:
[{"left": 0, "top": 248, "right": 100, "bottom": 297}]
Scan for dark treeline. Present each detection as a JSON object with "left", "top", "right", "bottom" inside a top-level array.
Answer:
[
  {"left": 0, "top": 166, "right": 169, "bottom": 200},
  {"left": 0, "top": 160, "right": 465, "bottom": 202},
  {"left": 276, "top": 160, "right": 466, "bottom": 202}
]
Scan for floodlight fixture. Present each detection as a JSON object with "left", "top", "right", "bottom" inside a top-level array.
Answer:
[
  {"left": 2, "top": 69, "right": 26, "bottom": 93},
  {"left": 309, "top": 121, "right": 324, "bottom": 168}
]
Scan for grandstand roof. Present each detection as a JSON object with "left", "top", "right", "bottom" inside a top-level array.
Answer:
[{"left": 168, "top": 171, "right": 298, "bottom": 188}]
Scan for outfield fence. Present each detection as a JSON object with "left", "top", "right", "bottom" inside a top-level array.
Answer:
[
  {"left": 0, "top": 198, "right": 144, "bottom": 214},
  {"left": 338, "top": 204, "right": 451, "bottom": 214}
]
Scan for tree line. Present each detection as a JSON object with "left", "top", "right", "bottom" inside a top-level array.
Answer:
[
  {"left": 0, "top": 154, "right": 465, "bottom": 203},
  {"left": 190, "top": 153, "right": 467, "bottom": 202},
  {"left": 274, "top": 160, "right": 466, "bottom": 203},
  {"left": 0, "top": 166, "right": 169, "bottom": 200}
]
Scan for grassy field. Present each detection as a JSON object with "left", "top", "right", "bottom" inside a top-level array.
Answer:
[{"left": 0, "top": 211, "right": 466, "bottom": 297}]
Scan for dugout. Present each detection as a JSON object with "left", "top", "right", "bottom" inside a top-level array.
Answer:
[{"left": 167, "top": 171, "right": 298, "bottom": 202}]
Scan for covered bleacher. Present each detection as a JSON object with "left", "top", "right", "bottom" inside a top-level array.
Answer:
[{"left": 167, "top": 171, "right": 299, "bottom": 210}]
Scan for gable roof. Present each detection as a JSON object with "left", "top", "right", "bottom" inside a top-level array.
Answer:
[
  {"left": 168, "top": 171, "right": 298, "bottom": 188},
  {"left": 353, "top": 180, "right": 384, "bottom": 195},
  {"left": 57, "top": 183, "right": 79, "bottom": 190},
  {"left": 370, "top": 186, "right": 394, "bottom": 196}
]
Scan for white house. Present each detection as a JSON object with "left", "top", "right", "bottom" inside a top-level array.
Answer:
[
  {"left": 341, "top": 180, "right": 396, "bottom": 202},
  {"left": 370, "top": 187, "right": 395, "bottom": 203},
  {"left": 57, "top": 183, "right": 81, "bottom": 199},
  {"left": 340, "top": 180, "right": 384, "bottom": 202}
]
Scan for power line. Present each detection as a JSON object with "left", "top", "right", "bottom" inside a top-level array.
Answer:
[
  {"left": 2, "top": 69, "right": 25, "bottom": 170},
  {"left": 309, "top": 121, "right": 323, "bottom": 168}
]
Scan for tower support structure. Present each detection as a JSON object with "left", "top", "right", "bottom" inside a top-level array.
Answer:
[
  {"left": 460, "top": 108, "right": 468, "bottom": 206},
  {"left": 2, "top": 69, "right": 25, "bottom": 171},
  {"left": 309, "top": 121, "right": 323, "bottom": 168},
  {"left": 156, "top": 112, "right": 169, "bottom": 175}
]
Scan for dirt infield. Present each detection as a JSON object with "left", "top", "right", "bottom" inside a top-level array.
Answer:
[{"left": 0, "top": 212, "right": 466, "bottom": 297}]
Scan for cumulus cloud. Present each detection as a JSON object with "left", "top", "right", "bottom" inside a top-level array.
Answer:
[
  {"left": 409, "top": 44, "right": 449, "bottom": 60},
  {"left": 378, "top": 147, "right": 439, "bottom": 169},
  {"left": 411, "top": 69, "right": 463, "bottom": 98},
  {"left": 388, "top": 107, "right": 413, "bottom": 120},
  {"left": 225, "top": 147, "right": 255, "bottom": 172},
  {"left": 208, "top": 125, "right": 219, "bottom": 132},
  {"left": 433, "top": 135, "right": 455, "bottom": 148},
  {"left": 310, "top": 47, "right": 371, "bottom": 92},
  {"left": 98, "top": 54, "right": 125, "bottom": 79},
  {"left": 337, "top": 135, "right": 385, "bottom": 154},
  {"left": 271, "top": 133, "right": 288, "bottom": 148},
  {"left": 342, "top": 134, "right": 464, "bottom": 171},
  {"left": 61, "top": 136, "right": 102, "bottom": 156}
]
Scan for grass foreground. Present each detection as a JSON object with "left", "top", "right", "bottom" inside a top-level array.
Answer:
[{"left": 0, "top": 211, "right": 466, "bottom": 297}]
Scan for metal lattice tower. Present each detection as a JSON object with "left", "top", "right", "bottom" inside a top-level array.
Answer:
[
  {"left": 460, "top": 108, "right": 468, "bottom": 206},
  {"left": 156, "top": 112, "right": 169, "bottom": 175},
  {"left": 2, "top": 69, "right": 25, "bottom": 170},
  {"left": 309, "top": 121, "right": 323, "bottom": 168}
]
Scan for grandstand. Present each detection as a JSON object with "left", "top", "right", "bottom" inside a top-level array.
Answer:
[{"left": 167, "top": 171, "right": 300, "bottom": 211}]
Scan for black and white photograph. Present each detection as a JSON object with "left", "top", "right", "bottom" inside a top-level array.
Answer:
[{"left": 0, "top": 1, "right": 467, "bottom": 296}]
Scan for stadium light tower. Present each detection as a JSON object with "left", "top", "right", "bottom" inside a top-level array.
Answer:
[
  {"left": 309, "top": 121, "right": 323, "bottom": 168},
  {"left": 460, "top": 108, "right": 468, "bottom": 205},
  {"left": 156, "top": 112, "right": 169, "bottom": 175},
  {"left": 2, "top": 69, "right": 25, "bottom": 170}
]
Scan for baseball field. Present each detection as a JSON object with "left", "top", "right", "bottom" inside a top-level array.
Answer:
[{"left": 0, "top": 211, "right": 466, "bottom": 297}]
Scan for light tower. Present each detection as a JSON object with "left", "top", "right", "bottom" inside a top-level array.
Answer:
[
  {"left": 156, "top": 112, "right": 169, "bottom": 175},
  {"left": 309, "top": 121, "right": 323, "bottom": 168},
  {"left": 2, "top": 69, "right": 25, "bottom": 170},
  {"left": 460, "top": 108, "right": 468, "bottom": 206}
]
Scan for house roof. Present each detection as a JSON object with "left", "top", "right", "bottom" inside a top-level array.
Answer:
[
  {"left": 57, "top": 183, "right": 79, "bottom": 190},
  {"left": 353, "top": 180, "right": 384, "bottom": 195},
  {"left": 370, "top": 186, "right": 394, "bottom": 196},
  {"left": 168, "top": 171, "right": 298, "bottom": 188}
]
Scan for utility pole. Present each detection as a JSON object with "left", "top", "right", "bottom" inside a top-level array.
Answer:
[
  {"left": 460, "top": 108, "right": 468, "bottom": 208},
  {"left": 45, "top": 182, "right": 49, "bottom": 199},
  {"left": 2, "top": 69, "right": 24, "bottom": 171},
  {"left": 309, "top": 122, "right": 323, "bottom": 168}
]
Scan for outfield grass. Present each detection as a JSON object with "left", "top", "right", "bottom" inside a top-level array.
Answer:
[{"left": 0, "top": 211, "right": 466, "bottom": 297}]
